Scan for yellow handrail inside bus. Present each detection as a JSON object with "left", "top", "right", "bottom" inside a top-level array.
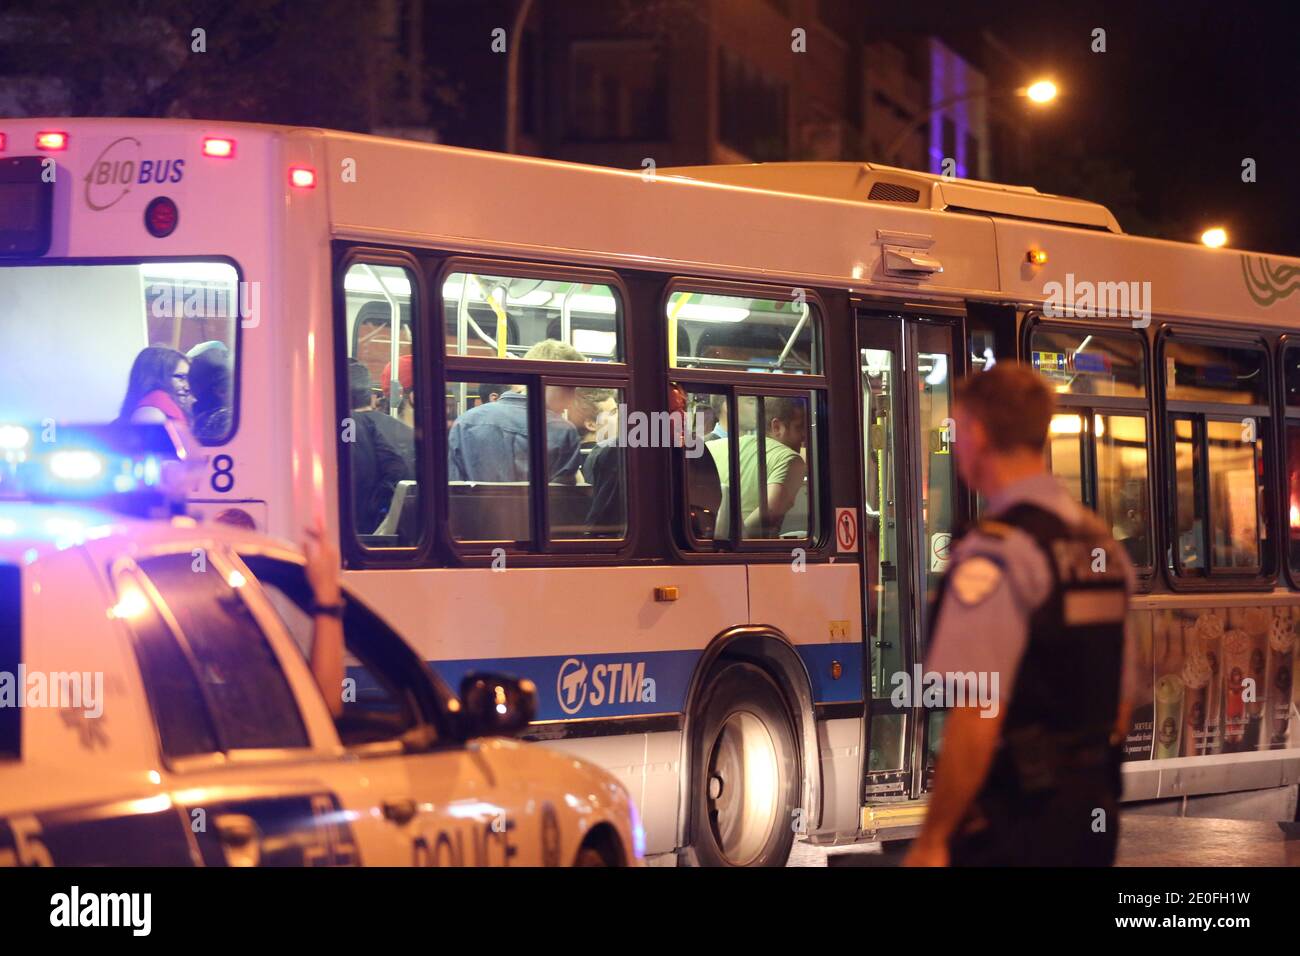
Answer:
[
  {"left": 667, "top": 292, "right": 692, "bottom": 369},
  {"left": 468, "top": 273, "right": 509, "bottom": 358}
]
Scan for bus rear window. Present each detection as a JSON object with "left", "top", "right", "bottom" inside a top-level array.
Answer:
[{"left": 0, "top": 262, "right": 240, "bottom": 445}]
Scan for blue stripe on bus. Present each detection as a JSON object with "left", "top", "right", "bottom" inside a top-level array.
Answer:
[{"left": 394, "top": 643, "right": 866, "bottom": 722}]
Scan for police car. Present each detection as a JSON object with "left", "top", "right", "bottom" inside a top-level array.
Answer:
[{"left": 0, "top": 423, "right": 642, "bottom": 866}]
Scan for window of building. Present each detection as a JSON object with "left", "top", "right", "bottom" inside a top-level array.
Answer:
[
  {"left": 1030, "top": 325, "right": 1152, "bottom": 569},
  {"left": 718, "top": 49, "right": 788, "bottom": 162},
  {"left": 567, "top": 40, "right": 668, "bottom": 142},
  {"left": 1161, "top": 335, "right": 1272, "bottom": 579}
]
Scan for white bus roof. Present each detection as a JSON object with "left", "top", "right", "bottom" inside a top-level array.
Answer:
[{"left": 5, "top": 118, "right": 1298, "bottom": 327}]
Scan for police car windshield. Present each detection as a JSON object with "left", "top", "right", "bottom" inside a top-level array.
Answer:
[{"left": 0, "top": 262, "right": 240, "bottom": 446}]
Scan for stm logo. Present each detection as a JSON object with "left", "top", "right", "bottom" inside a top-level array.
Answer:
[{"left": 556, "top": 658, "right": 652, "bottom": 715}]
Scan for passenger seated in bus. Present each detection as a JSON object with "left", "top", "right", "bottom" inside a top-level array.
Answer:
[
  {"left": 371, "top": 354, "right": 416, "bottom": 472},
  {"left": 673, "top": 385, "right": 723, "bottom": 540},
  {"left": 580, "top": 389, "right": 624, "bottom": 535},
  {"left": 447, "top": 340, "right": 583, "bottom": 484},
  {"left": 575, "top": 387, "right": 618, "bottom": 478},
  {"left": 185, "top": 340, "right": 233, "bottom": 444},
  {"left": 709, "top": 396, "right": 808, "bottom": 538},
  {"left": 117, "top": 345, "right": 193, "bottom": 427},
  {"left": 347, "top": 360, "right": 407, "bottom": 533},
  {"left": 706, "top": 394, "right": 728, "bottom": 442}
]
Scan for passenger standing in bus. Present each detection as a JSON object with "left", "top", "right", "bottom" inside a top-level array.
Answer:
[
  {"left": 705, "top": 394, "right": 728, "bottom": 442},
  {"left": 346, "top": 360, "right": 407, "bottom": 533},
  {"left": 186, "top": 341, "right": 233, "bottom": 444},
  {"left": 372, "top": 354, "right": 415, "bottom": 472},
  {"left": 903, "top": 363, "right": 1135, "bottom": 867},
  {"left": 117, "top": 345, "right": 192, "bottom": 427},
  {"left": 580, "top": 388, "right": 623, "bottom": 535},
  {"left": 447, "top": 340, "right": 583, "bottom": 483}
]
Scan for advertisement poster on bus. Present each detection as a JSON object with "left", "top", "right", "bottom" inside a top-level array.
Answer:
[{"left": 1143, "top": 606, "right": 1298, "bottom": 759}]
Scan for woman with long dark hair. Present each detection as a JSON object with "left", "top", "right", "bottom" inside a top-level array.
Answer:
[{"left": 117, "top": 345, "right": 192, "bottom": 426}]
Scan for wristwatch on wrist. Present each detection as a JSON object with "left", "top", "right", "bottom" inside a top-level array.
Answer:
[{"left": 309, "top": 599, "right": 345, "bottom": 618}]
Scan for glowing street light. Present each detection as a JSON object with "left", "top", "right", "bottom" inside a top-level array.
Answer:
[
  {"left": 882, "top": 77, "right": 1061, "bottom": 165},
  {"left": 1024, "top": 80, "right": 1059, "bottom": 104},
  {"left": 1200, "top": 227, "right": 1228, "bottom": 248}
]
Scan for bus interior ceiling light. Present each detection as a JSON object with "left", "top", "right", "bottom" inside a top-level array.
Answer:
[
  {"left": 36, "top": 131, "right": 68, "bottom": 150},
  {"left": 202, "top": 137, "right": 236, "bottom": 158},
  {"left": 289, "top": 166, "right": 316, "bottom": 188}
]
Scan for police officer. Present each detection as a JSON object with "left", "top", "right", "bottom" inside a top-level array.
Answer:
[{"left": 903, "top": 362, "right": 1136, "bottom": 867}]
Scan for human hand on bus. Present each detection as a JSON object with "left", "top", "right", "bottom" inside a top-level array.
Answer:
[{"left": 304, "top": 523, "right": 342, "bottom": 607}]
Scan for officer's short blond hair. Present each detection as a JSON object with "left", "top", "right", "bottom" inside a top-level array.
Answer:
[{"left": 955, "top": 362, "right": 1055, "bottom": 452}]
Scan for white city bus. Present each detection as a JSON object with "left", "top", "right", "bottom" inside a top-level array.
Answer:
[{"left": 3, "top": 118, "right": 1300, "bottom": 865}]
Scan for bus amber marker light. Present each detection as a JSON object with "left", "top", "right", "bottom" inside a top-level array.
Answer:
[
  {"left": 35, "top": 131, "right": 68, "bottom": 151},
  {"left": 1027, "top": 248, "right": 1049, "bottom": 265},
  {"left": 202, "top": 137, "right": 236, "bottom": 159},
  {"left": 289, "top": 166, "right": 316, "bottom": 189}
]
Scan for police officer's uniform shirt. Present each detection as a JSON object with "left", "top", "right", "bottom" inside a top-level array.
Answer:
[{"left": 926, "top": 473, "right": 1138, "bottom": 708}]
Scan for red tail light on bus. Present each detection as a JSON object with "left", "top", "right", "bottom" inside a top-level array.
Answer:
[
  {"left": 288, "top": 166, "right": 316, "bottom": 189},
  {"left": 202, "top": 137, "right": 236, "bottom": 158},
  {"left": 35, "top": 131, "right": 68, "bottom": 151}
]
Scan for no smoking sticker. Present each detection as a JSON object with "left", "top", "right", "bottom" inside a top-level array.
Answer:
[
  {"left": 930, "top": 532, "right": 953, "bottom": 572},
  {"left": 835, "top": 508, "right": 858, "bottom": 553}
]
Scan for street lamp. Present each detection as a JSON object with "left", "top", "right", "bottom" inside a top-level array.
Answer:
[
  {"left": 881, "top": 78, "right": 1059, "bottom": 167},
  {"left": 1200, "top": 227, "right": 1228, "bottom": 248}
]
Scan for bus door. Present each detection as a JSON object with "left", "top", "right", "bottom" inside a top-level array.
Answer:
[{"left": 857, "top": 312, "right": 961, "bottom": 802}]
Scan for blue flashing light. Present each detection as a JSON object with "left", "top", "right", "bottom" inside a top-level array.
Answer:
[
  {"left": 0, "top": 422, "right": 185, "bottom": 518},
  {"left": 49, "top": 450, "right": 104, "bottom": 482},
  {"left": 0, "top": 425, "right": 31, "bottom": 453}
]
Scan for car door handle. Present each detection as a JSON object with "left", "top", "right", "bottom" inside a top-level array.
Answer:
[{"left": 382, "top": 798, "right": 417, "bottom": 825}]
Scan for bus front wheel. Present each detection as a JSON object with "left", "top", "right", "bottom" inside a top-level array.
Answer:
[{"left": 689, "top": 662, "right": 799, "bottom": 867}]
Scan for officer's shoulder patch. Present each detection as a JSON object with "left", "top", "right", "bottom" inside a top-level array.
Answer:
[{"left": 951, "top": 555, "right": 1003, "bottom": 606}]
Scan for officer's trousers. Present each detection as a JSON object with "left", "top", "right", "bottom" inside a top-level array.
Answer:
[{"left": 948, "top": 788, "right": 1119, "bottom": 867}]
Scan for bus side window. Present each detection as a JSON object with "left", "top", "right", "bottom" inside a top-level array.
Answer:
[
  {"left": 1030, "top": 325, "right": 1153, "bottom": 571},
  {"left": 341, "top": 262, "right": 421, "bottom": 548},
  {"left": 667, "top": 287, "right": 826, "bottom": 551},
  {"left": 1161, "top": 337, "right": 1271, "bottom": 580},
  {"left": 446, "top": 379, "right": 533, "bottom": 543},
  {"left": 1283, "top": 345, "right": 1300, "bottom": 578}
]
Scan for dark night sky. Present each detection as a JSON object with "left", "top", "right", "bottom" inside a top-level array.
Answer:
[{"left": 871, "top": 0, "right": 1300, "bottom": 255}]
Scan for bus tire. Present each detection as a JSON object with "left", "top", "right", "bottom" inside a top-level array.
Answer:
[{"left": 689, "top": 661, "right": 799, "bottom": 867}]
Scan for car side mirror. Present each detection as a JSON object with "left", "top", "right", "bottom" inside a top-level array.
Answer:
[{"left": 458, "top": 672, "right": 537, "bottom": 739}]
